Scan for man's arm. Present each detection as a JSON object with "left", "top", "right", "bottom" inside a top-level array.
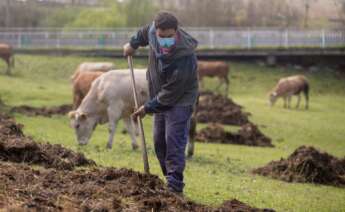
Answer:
[
  {"left": 124, "top": 25, "right": 150, "bottom": 56},
  {"left": 129, "top": 25, "right": 150, "bottom": 49}
]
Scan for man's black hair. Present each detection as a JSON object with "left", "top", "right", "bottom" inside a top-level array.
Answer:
[{"left": 154, "top": 11, "right": 178, "bottom": 30}]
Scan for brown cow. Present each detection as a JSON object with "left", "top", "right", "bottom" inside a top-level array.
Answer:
[
  {"left": 197, "top": 61, "right": 230, "bottom": 96},
  {"left": 72, "top": 71, "right": 104, "bottom": 109},
  {"left": 269, "top": 75, "right": 309, "bottom": 109},
  {"left": 71, "top": 62, "right": 115, "bottom": 109},
  {"left": 71, "top": 62, "right": 115, "bottom": 82},
  {"left": 0, "top": 43, "right": 14, "bottom": 75}
]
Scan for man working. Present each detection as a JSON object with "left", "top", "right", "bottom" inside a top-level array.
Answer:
[{"left": 123, "top": 11, "right": 198, "bottom": 194}]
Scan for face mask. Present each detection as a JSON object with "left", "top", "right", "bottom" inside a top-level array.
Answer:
[{"left": 157, "top": 36, "right": 176, "bottom": 48}]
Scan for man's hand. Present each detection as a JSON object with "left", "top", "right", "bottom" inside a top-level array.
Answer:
[
  {"left": 123, "top": 43, "right": 135, "bottom": 56},
  {"left": 132, "top": 105, "right": 146, "bottom": 120}
]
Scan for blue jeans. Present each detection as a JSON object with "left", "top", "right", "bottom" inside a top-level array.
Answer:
[{"left": 153, "top": 105, "right": 192, "bottom": 192}]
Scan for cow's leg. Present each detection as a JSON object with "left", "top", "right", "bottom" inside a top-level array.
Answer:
[
  {"left": 5, "top": 58, "right": 11, "bottom": 75},
  {"left": 283, "top": 97, "right": 287, "bottom": 108},
  {"left": 106, "top": 105, "right": 122, "bottom": 149},
  {"left": 287, "top": 96, "right": 291, "bottom": 108},
  {"left": 123, "top": 117, "right": 139, "bottom": 150},
  {"left": 296, "top": 94, "right": 301, "bottom": 109}
]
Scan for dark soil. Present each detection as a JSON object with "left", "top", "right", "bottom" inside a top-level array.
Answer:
[
  {"left": 196, "top": 91, "right": 250, "bottom": 126},
  {"left": 195, "top": 123, "right": 273, "bottom": 147},
  {"left": 0, "top": 112, "right": 95, "bottom": 170},
  {"left": 253, "top": 146, "right": 345, "bottom": 187},
  {"left": 0, "top": 162, "right": 274, "bottom": 212},
  {"left": 10, "top": 104, "right": 72, "bottom": 117},
  {"left": 0, "top": 112, "right": 275, "bottom": 211}
]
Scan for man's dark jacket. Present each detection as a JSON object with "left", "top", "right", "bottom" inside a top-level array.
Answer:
[{"left": 130, "top": 23, "right": 198, "bottom": 113}]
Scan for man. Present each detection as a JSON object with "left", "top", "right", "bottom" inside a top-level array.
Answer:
[{"left": 123, "top": 11, "right": 198, "bottom": 194}]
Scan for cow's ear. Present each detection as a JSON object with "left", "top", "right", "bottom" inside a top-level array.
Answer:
[
  {"left": 68, "top": 111, "right": 76, "bottom": 119},
  {"left": 80, "top": 113, "right": 87, "bottom": 121}
]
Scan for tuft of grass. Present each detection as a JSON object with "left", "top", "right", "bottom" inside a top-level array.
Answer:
[{"left": 1, "top": 55, "right": 345, "bottom": 211}]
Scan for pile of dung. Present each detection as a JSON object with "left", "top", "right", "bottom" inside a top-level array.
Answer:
[
  {"left": 196, "top": 91, "right": 250, "bottom": 126},
  {"left": 0, "top": 162, "right": 274, "bottom": 212},
  {"left": 253, "top": 146, "right": 345, "bottom": 187},
  {"left": 195, "top": 123, "right": 273, "bottom": 147},
  {"left": 0, "top": 112, "right": 275, "bottom": 211},
  {"left": 10, "top": 104, "right": 72, "bottom": 117},
  {"left": 0, "top": 112, "right": 95, "bottom": 170}
]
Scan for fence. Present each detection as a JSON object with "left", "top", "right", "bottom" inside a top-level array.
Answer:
[{"left": 0, "top": 28, "right": 344, "bottom": 49}]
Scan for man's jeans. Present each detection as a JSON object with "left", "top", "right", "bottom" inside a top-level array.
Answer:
[{"left": 153, "top": 105, "right": 192, "bottom": 192}]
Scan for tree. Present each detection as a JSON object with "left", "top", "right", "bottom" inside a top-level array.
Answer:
[
  {"left": 67, "top": 2, "right": 126, "bottom": 28},
  {"left": 123, "top": 0, "right": 158, "bottom": 27},
  {"left": 303, "top": 0, "right": 318, "bottom": 28}
]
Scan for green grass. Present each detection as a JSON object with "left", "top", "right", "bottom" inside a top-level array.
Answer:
[{"left": 1, "top": 55, "right": 345, "bottom": 211}]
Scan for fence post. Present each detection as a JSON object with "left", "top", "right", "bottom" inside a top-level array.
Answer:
[
  {"left": 321, "top": 29, "right": 326, "bottom": 48},
  {"left": 56, "top": 32, "right": 60, "bottom": 48},
  {"left": 247, "top": 29, "right": 252, "bottom": 49},
  {"left": 45, "top": 32, "right": 49, "bottom": 48},
  {"left": 17, "top": 32, "right": 22, "bottom": 48},
  {"left": 209, "top": 29, "right": 214, "bottom": 49},
  {"left": 284, "top": 29, "right": 289, "bottom": 48}
]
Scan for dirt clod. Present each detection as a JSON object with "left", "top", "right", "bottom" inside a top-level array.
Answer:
[
  {"left": 0, "top": 112, "right": 95, "bottom": 170},
  {"left": 11, "top": 104, "right": 72, "bottom": 117},
  {"left": 196, "top": 123, "right": 273, "bottom": 147},
  {"left": 196, "top": 91, "right": 250, "bottom": 126},
  {"left": 253, "top": 146, "right": 345, "bottom": 187}
]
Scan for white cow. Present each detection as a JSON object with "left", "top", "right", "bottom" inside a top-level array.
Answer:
[{"left": 68, "top": 69, "right": 148, "bottom": 149}]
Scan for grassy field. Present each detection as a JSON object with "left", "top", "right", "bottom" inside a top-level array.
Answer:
[{"left": 1, "top": 55, "right": 345, "bottom": 211}]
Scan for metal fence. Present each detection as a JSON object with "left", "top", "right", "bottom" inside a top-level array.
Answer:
[{"left": 0, "top": 28, "right": 344, "bottom": 49}]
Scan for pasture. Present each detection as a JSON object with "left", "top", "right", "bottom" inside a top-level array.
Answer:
[{"left": 0, "top": 54, "right": 345, "bottom": 211}]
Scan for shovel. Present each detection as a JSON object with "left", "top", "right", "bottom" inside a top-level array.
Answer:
[{"left": 127, "top": 56, "right": 150, "bottom": 174}]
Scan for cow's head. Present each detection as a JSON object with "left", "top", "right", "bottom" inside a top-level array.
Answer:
[
  {"left": 269, "top": 92, "right": 278, "bottom": 107},
  {"left": 68, "top": 110, "right": 98, "bottom": 145}
]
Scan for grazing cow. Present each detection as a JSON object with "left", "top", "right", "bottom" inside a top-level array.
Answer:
[
  {"left": 68, "top": 69, "right": 148, "bottom": 149},
  {"left": 71, "top": 62, "right": 115, "bottom": 81},
  {"left": 269, "top": 75, "right": 309, "bottom": 109},
  {"left": 197, "top": 61, "right": 230, "bottom": 95},
  {"left": 70, "top": 62, "right": 115, "bottom": 109},
  {"left": 0, "top": 43, "right": 14, "bottom": 75},
  {"left": 72, "top": 71, "right": 104, "bottom": 109}
]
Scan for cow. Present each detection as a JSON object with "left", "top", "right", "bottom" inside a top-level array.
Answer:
[
  {"left": 72, "top": 71, "right": 104, "bottom": 109},
  {"left": 70, "top": 62, "right": 115, "bottom": 109},
  {"left": 0, "top": 43, "right": 14, "bottom": 75},
  {"left": 68, "top": 69, "right": 148, "bottom": 150},
  {"left": 70, "top": 62, "right": 115, "bottom": 82},
  {"left": 197, "top": 61, "right": 230, "bottom": 96},
  {"left": 269, "top": 75, "right": 309, "bottom": 109}
]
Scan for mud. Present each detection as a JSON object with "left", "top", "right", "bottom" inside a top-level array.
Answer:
[
  {"left": 196, "top": 91, "right": 250, "bottom": 126},
  {"left": 195, "top": 123, "right": 273, "bottom": 147},
  {"left": 10, "top": 104, "right": 72, "bottom": 117},
  {"left": 0, "top": 112, "right": 95, "bottom": 170},
  {"left": 0, "top": 162, "right": 274, "bottom": 212},
  {"left": 253, "top": 146, "right": 345, "bottom": 187},
  {"left": 0, "top": 112, "right": 275, "bottom": 211}
]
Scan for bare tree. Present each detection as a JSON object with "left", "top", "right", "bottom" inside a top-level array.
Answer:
[{"left": 303, "top": 0, "right": 318, "bottom": 28}]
